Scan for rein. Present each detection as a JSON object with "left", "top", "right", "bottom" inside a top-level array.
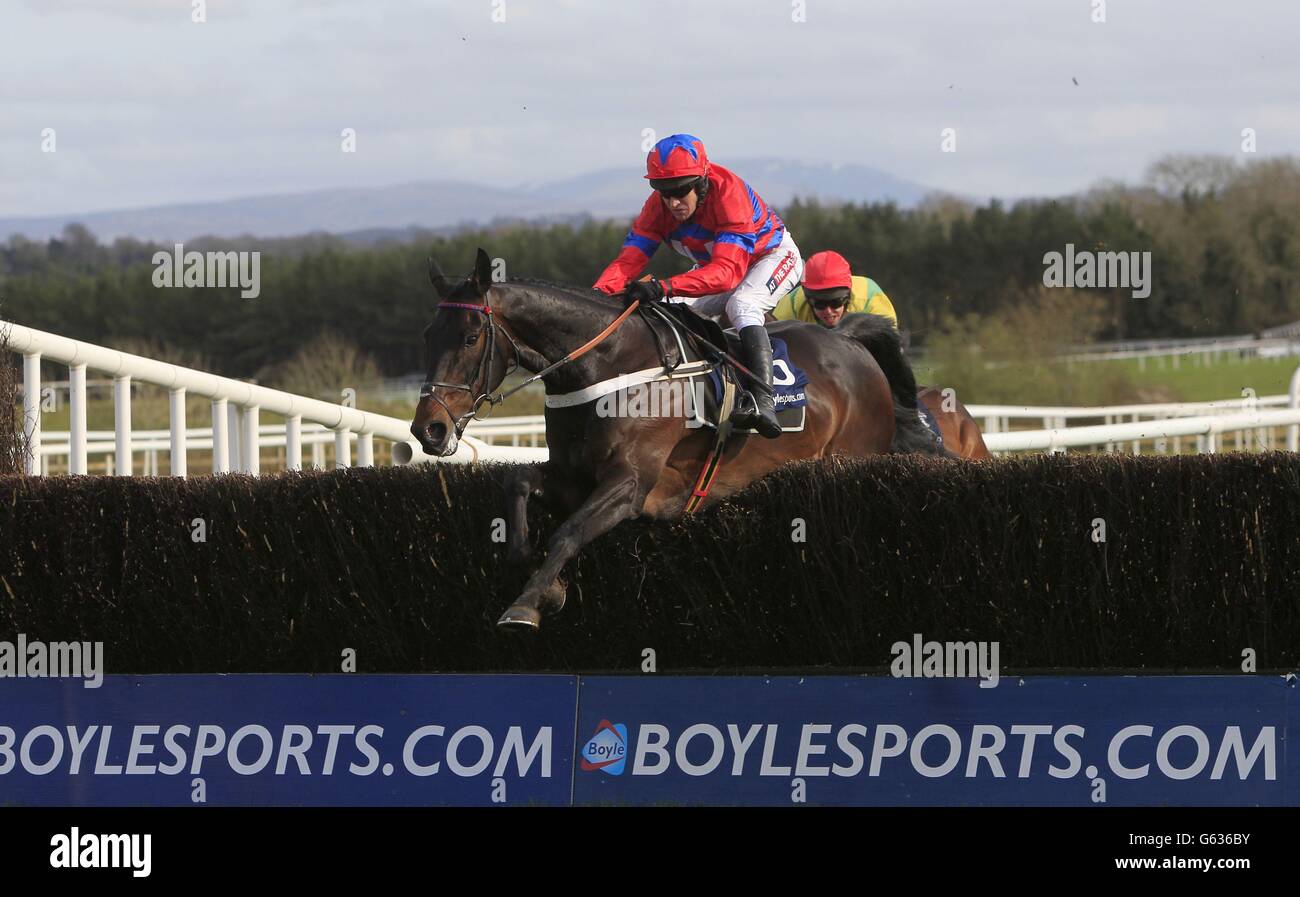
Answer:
[{"left": 421, "top": 294, "right": 643, "bottom": 437}]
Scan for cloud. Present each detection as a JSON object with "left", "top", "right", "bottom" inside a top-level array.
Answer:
[
  {"left": 4, "top": 0, "right": 1300, "bottom": 216},
  {"left": 18, "top": 0, "right": 256, "bottom": 21}
]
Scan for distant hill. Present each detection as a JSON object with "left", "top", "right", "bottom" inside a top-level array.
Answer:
[{"left": 0, "top": 159, "right": 947, "bottom": 244}]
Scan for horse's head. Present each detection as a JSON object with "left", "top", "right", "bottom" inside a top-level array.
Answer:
[{"left": 410, "top": 248, "right": 516, "bottom": 457}]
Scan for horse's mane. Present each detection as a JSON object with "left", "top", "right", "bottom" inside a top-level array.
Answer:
[
  {"left": 438, "top": 273, "right": 621, "bottom": 310},
  {"left": 504, "top": 277, "right": 620, "bottom": 307}
]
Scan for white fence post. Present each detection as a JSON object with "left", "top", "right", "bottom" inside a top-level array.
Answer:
[
  {"left": 335, "top": 428, "right": 351, "bottom": 469},
  {"left": 22, "top": 352, "right": 41, "bottom": 475},
  {"left": 242, "top": 405, "right": 260, "bottom": 474},
  {"left": 69, "top": 363, "right": 88, "bottom": 475},
  {"left": 357, "top": 431, "right": 374, "bottom": 467},
  {"left": 169, "top": 387, "right": 187, "bottom": 477},
  {"left": 114, "top": 375, "right": 132, "bottom": 475},
  {"left": 211, "top": 398, "right": 229, "bottom": 473},
  {"left": 286, "top": 415, "right": 302, "bottom": 471},
  {"left": 228, "top": 403, "right": 242, "bottom": 472}
]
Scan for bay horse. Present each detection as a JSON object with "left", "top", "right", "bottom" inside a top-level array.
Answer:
[
  {"left": 916, "top": 387, "right": 992, "bottom": 460},
  {"left": 410, "top": 249, "right": 946, "bottom": 630}
]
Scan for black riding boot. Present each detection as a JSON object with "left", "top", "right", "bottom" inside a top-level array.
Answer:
[{"left": 736, "top": 325, "right": 782, "bottom": 438}]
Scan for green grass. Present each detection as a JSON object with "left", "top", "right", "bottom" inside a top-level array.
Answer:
[
  {"left": 1109, "top": 353, "right": 1299, "bottom": 402},
  {"left": 914, "top": 353, "right": 1300, "bottom": 406}
]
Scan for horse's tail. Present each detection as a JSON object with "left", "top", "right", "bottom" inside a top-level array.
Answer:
[{"left": 835, "top": 314, "right": 945, "bottom": 456}]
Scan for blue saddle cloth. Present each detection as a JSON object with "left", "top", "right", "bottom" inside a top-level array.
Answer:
[
  {"left": 918, "top": 404, "right": 945, "bottom": 447},
  {"left": 707, "top": 338, "right": 809, "bottom": 408}
]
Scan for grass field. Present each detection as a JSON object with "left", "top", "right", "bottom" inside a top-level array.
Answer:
[
  {"left": 1108, "top": 353, "right": 1299, "bottom": 402},
  {"left": 911, "top": 353, "right": 1300, "bottom": 405}
]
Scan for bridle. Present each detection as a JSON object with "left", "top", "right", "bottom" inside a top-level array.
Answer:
[
  {"left": 419, "top": 291, "right": 644, "bottom": 439},
  {"left": 420, "top": 300, "right": 522, "bottom": 438}
]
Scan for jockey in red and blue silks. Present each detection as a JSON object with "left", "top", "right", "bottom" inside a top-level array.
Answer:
[{"left": 593, "top": 133, "right": 803, "bottom": 438}]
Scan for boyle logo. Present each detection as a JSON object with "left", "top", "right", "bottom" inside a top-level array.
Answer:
[{"left": 580, "top": 720, "right": 628, "bottom": 775}]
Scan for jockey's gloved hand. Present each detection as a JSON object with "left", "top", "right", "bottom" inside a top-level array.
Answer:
[{"left": 624, "top": 278, "right": 666, "bottom": 306}]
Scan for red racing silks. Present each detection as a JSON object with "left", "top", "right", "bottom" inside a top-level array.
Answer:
[{"left": 593, "top": 163, "right": 786, "bottom": 297}]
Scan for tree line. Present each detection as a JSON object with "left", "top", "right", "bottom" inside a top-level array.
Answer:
[{"left": 3, "top": 154, "right": 1298, "bottom": 378}]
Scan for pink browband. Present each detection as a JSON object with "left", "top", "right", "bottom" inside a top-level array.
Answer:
[{"left": 438, "top": 302, "right": 492, "bottom": 314}]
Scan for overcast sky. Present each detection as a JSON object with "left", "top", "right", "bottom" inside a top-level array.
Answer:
[{"left": 3, "top": 0, "right": 1299, "bottom": 218}]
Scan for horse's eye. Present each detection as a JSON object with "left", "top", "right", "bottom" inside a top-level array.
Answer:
[{"left": 463, "top": 333, "right": 480, "bottom": 348}]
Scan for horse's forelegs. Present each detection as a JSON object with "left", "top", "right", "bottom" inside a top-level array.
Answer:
[
  {"left": 504, "top": 464, "right": 545, "bottom": 565},
  {"left": 497, "top": 471, "right": 643, "bottom": 630}
]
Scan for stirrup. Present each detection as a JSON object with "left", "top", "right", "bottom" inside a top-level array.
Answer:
[{"left": 730, "top": 390, "right": 760, "bottom": 426}]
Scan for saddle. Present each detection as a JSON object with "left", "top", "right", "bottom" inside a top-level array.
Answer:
[
  {"left": 637, "top": 302, "right": 807, "bottom": 434},
  {"left": 643, "top": 302, "right": 731, "bottom": 365}
]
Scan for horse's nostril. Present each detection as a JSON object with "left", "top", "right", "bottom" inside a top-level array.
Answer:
[{"left": 411, "top": 420, "right": 449, "bottom": 447}]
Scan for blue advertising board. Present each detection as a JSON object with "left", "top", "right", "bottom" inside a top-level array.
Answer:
[
  {"left": 0, "top": 675, "right": 578, "bottom": 806},
  {"left": 1, "top": 673, "right": 1294, "bottom": 805},
  {"left": 572, "top": 676, "right": 1292, "bottom": 806}
]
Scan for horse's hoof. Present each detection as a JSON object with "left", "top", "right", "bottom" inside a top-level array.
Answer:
[{"left": 497, "top": 606, "right": 541, "bottom": 630}]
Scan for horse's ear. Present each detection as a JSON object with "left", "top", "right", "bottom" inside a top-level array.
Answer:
[
  {"left": 471, "top": 248, "right": 493, "bottom": 295},
  {"left": 427, "top": 256, "right": 451, "bottom": 300}
]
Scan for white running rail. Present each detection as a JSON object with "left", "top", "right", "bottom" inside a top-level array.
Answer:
[
  {"left": 6, "top": 319, "right": 546, "bottom": 476},
  {"left": 392, "top": 365, "right": 1300, "bottom": 456},
  {"left": 1059, "top": 335, "right": 1300, "bottom": 364},
  {"left": 982, "top": 406, "right": 1300, "bottom": 453},
  {"left": 35, "top": 424, "right": 386, "bottom": 476},
  {"left": 15, "top": 319, "right": 1297, "bottom": 468}
]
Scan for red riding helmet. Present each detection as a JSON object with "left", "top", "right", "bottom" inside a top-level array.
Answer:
[
  {"left": 645, "top": 133, "right": 710, "bottom": 180},
  {"left": 803, "top": 251, "right": 854, "bottom": 291}
]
